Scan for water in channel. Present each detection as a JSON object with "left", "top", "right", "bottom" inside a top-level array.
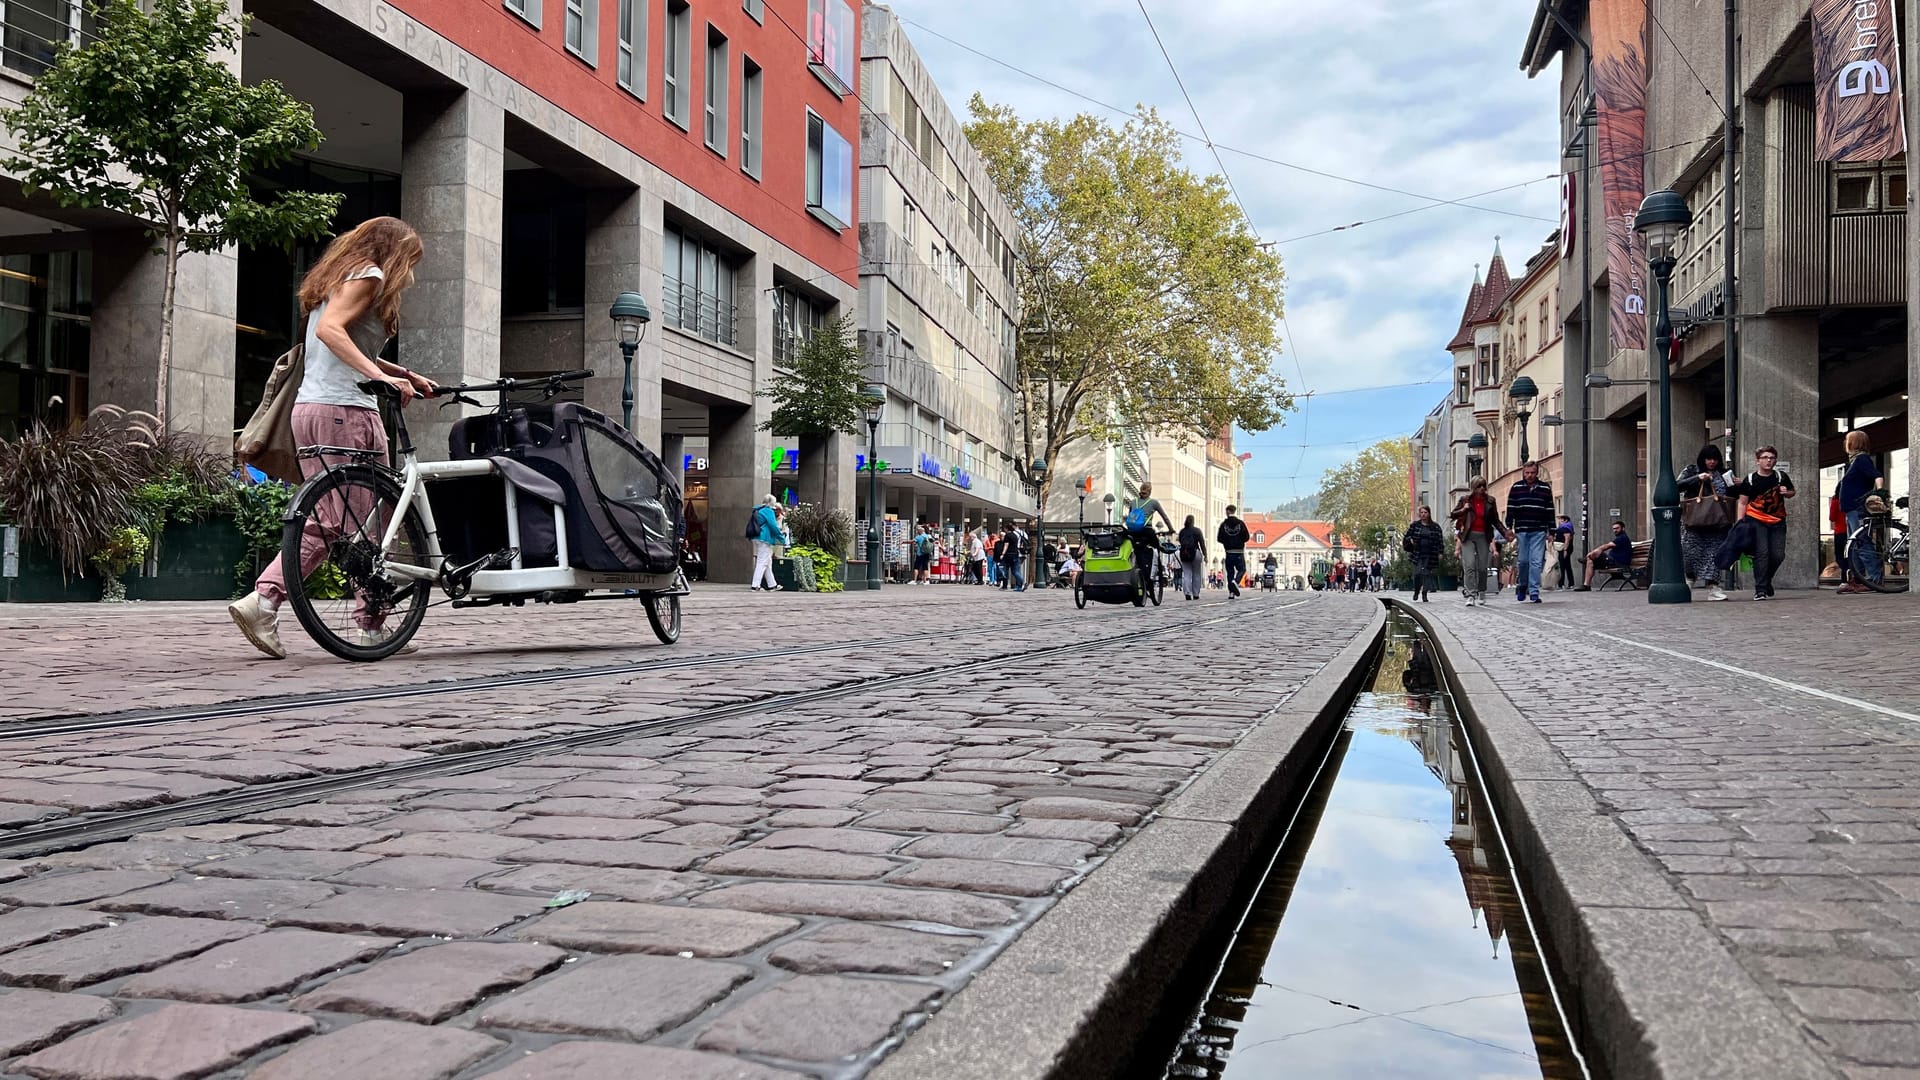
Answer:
[{"left": 1155, "top": 612, "right": 1586, "bottom": 1080}]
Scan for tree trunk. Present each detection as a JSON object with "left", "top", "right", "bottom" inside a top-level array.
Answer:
[{"left": 156, "top": 229, "right": 181, "bottom": 428}]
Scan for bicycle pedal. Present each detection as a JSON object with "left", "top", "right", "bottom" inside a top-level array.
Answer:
[{"left": 489, "top": 549, "right": 520, "bottom": 569}]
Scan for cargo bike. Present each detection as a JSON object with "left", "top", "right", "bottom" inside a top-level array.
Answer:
[
  {"left": 278, "top": 370, "right": 689, "bottom": 662},
  {"left": 1072, "top": 524, "right": 1174, "bottom": 608}
]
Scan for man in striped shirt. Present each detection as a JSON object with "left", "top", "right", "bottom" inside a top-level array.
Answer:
[{"left": 1504, "top": 461, "right": 1556, "bottom": 604}]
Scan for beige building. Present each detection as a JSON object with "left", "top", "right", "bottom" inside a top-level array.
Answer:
[
  {"left": 1484, "top": 238, "right": 1568, "bottom": 511},
  {"left": 1146, "top": 433, "right": 1209, "bottom": 537}
]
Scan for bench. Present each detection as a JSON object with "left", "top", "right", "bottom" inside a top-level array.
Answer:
[{"left": 1595, "top": 540, "right": 1653, "bottom": 591}]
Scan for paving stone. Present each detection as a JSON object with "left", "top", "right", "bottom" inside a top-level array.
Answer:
[
  {"left": 190, "top": 851, "right": 381, "bottom": 881},
  {"left": 374, "top": 810, "right": 524, "bottom": 833},
  {"left": 500, "top": 840, "right": 703, "bottom": 870},
  {"left": 693, "top": 973, "right": 936, "bottom": 1061},
  {"left": 857, "top": 792, "right": 1010, "bottom": 813},
  {"left": 96, "top": 878, "right": 336, "bottom": 922},
  {"left": 0, "top": 916, "right": 262, "bottom": 990},
  {"left": 11, "top": 1002, "right": 314, "bottom": 1080},
  {"left": 358, "top": 832, "right": 540, "bottom": 860},
  {"left": 499, "top": 814, "right": 673, "bottom": 840},
  {"left": 0, "top": 781, "right": 171, "bottom": 813},
  {"left": 540, "top": 781, "right": 679, "bottom": 801},
  {"left": 898, "top": 833, "right": 1095, "bottom": 866},
  {"left": 1007, "top": 818, "right": 1124, "bottom": 846},
  {"left": 1758, "top": 954, "right": 1915, "bottom": 990},
  {"left": 767, "top": 923, "right": 980, "bottom": 976},
  {"left": 248, "top": 805, "right": 395, "bottom": 828},
  {"left": 119, "top": 929, "right": 395, "bottom": 1003},
  {"left": 0, "top": 870, "right": 174, "bottom": 907},
  {"left": 0, "top": 908, "right": 115, "bottom": 955},
  {"left": 474, "top": 1041, "right": 802, "bottom": 1080},
  {"left": 325, "top": 856, "right": 509, "bottom": 890},
  {"left": 477, "top": 863, "right": 711, "bottom": 903},
  {"left": 1015, "top": 795, "right": 1147, "bottom": 824},
  {"left": 476, "top": 954, "right": 749, "bottom": 1039},
  {"left": 764, "top": 809, "right": 858, "bottom": 828},
  {"left": 0, "top": 989, "right": 117, "bottom": 1057},
  {"left": 1785, "top": 986, "right": 1920, "bottom": 1021},
  {"left": 291, "top": 941, "right": 565, "bottom": 1023},
  {"left": 134, "top": 824, "right": 283, "bottom": 842},
  {"left": 887, "top": 857, "right": 1074, "bottom": 897},
  {"left": 654, "top": 823, "right": 744, "bottom": 847},
  {"left": 249, "top": 826, "right": 400, "bottom": 851},
  {"left": 30, "top": 841, "right": 254, "bottom": 873},
  {"left": 692, "top": 882, "right": 1019, "bottom": 928},
  {"left": 404, "top": 792, "right": 531, "bottom": 812},
  {"left": 0, "top": 802, "right": 67, "bottom": 828},
  {"left": 661, "top": 805, "right": 765, "bottom": 826},
  {"left": 519, "top": 798, "right": 676, "bottom": 819},
  {"left": 245, "top": 1019, "right": 504, "bottom": 1080},
  {"left": 517, "top": 902, "right": 797, "bottom": 957},
  {"left": 752, "top": 828, "right": 907, "bottom": 855},
  {"left": 856, "top": 810, "right": 1007, "bottom": 834},
  {"left": 270, "top": 889, "right": 543, "bottom": 938},
  {"left": 701, "top": 847, "right": 896, "bottom": 881}
]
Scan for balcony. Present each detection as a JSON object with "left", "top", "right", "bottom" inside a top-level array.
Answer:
[{"left": 1472, "top": 386, "right": 1504, "bottom": 422}]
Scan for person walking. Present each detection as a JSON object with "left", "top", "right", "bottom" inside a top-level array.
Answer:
[
  {"left": 1730, "top": 446, "right": 1795, "bottom": 600},
  {"left": 1217, "top": 505, "right": 1250, "bottom": 600},
  {"left": 1005, "top": 522, "right": 1030, "bottom": 591},
  {"left": 1369, "top": 557, "right": 1384, "bottom": 592},
  {"left": 1553, "top": 515, "right": 1576, "bottom": 590},
  {"left": 1450, "top": 477, "right": 1501, "bottom": 607},
  {"left": 911, "top": 524, "right": 935, "bottom": 585},
  {"left": 1836, "top": 430, "right": 1884, "bottom": 593},
  {"left": 748, "top": 494, "right": 786, "bottom": 591},
  {"left": 1678, "top": 444, "right": 1732, "bottom": 601},
  {"left": 1504, "top": 461, "right": 1555, "bottom": 604},
  {"left": 1576, "top": 520, "right": 1635, "bottom": 589},
  {"left": 1403, "top": 505, "right": 1444, "bottom": 602},
  {"left": 229, "top": 217, "right": 435, "bottom": 660},
  {"left": 1177, "top": 514, "right": 1207, "bottom": 599},
  {"left": 968, "top": 529, "right": 988, "bottom": 585}
]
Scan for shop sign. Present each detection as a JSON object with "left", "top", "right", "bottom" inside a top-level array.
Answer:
[
  {"left": 918, "top": 453, "right": 943, "bottom": 480},
  {"left": 1813, "top": 0, "right": 1907, "bottom": 161},
  {"left": 856, "top": 454, "right": 891, "bottom": 473},
  {"left": 682, "top": 455, "right": 710, "bottom": 472},
  {"left": 950, "top": 467, "right": 973, "bottom": 490}
]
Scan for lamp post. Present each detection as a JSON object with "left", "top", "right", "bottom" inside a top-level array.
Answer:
[
  {"left": 1030, "top": 459, "right": 1048, "bottom": 591},
  {"left": 1635, "top": 188, "right": 1694, "bottom": 605},
  {"left": 1508, "top": 375, "right": 1539, "bottom": 465},
  {"left": 862, "top": 386, "right": 885, "bottom": 590},
  {"left": 1466, "top": 431, "right": 1487, "bottom": 482},
  {"left": 609, "top": 292, "right": 652, "bottom": 432},
  {"left": 1102, "top": 492, "right": 1115, "bottom": 524}
]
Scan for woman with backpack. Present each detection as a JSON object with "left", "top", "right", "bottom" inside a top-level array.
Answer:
[
  {"left": 1403, "top": 505, "right": 1444, "bottom": 602},
  {"left": 1177, "top": 514, "right": 1207, "bottom": 600},
  {"left": 749, "top": 495, "right": 787, "bottom": 591},
  {"left": 1123, "top": 485, "right": 1174, "bottom": 589}
]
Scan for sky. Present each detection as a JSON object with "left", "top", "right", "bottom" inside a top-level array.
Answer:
[{"left": 883, "top": 0, "right": 1565, "bottom": 512}]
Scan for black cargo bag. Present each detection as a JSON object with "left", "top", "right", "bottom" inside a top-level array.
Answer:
[{"left": 450, "top": 402, "right": 681, "bottom": 574}]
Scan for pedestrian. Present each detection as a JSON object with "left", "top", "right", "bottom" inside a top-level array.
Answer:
[
  {"left": 968, "top": 529, "right": 988, "bottom": 585},
  {"left": 748, "top": 494, "right": 786, "bottom": 591},
  {"left": 990, "top": 531, "right": 1009, "bottom": 587},
  {"left": 1836, "top": 430, "right": 1884, "bottom": 593},
  {"left": 1060, "top": 546, "right": 1081, "bottom": 588},
  {"left": 1553, "top": 515, "right": 1576, "bottom": 590},
  {"left": 1450, "top": 476, "right": 1501, "bottom": 607},
  {"left": 1730, "top": 445, "right": 1795, "bottom": 600},
  {"left": 911, "top": 524, "right": 934, "bottom": 585},
  {"left": 1216, "top": 505, "right": 1249, "bottom": 601},
  {"left": 1403, "top": 505, "right": 1443, "bottom": 602},
  {"left": 1330, "top": 559, "right": 1345, "bottom": 592},
  {"left": 1369, "top": 557, "right": 1384, "bottom": 592},
  {"left": 1504, "top": 461, "right": 1554, "bottom": 604},
  {"left": 1177, "top": 514, "right": 1207, "bottom": 599},
  {"left": 1005, "top": 521, "right": 1030, "bottom": 591},
  {"left": 229, "top": 217, "right": 435, "bottom": 660},
  {"left": 1576, "top": 520, "right": 1635, "bottom": 589},
  {"left": 1677, "top": 444, "right": 1732, "bottom": 601},
  {"left": 1122, "top": 484, "right": 1175, "bottom": 591},
  {"left": 1263, "top": 553, "right": 1279, "bottom": 591}
]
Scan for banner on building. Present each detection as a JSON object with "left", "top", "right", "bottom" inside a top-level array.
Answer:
[
  {"left": 1813, "top": 0, "right": 1908, "bottom": 161},
  {"left": 1592, "top": 0, "right": 1648, "bottom": 354}
]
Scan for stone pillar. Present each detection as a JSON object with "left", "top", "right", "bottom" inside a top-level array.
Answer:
[
  {"left": 1660, "top": 379, "right": 1708, "bottom": 488},
  {"left": 708, "top": 401, "right": 771, "bottom": 584},
  {"left": 661, "top": 433, "right": 687, "bottom": 490},
  {"left": 582, "top": 186, "right": 660, "bottom": 444},
  {"left": 1737, "top": 314, "right": 1821, "bottom": 588},
  {"left": 401, "top": 90, "right": 504, "bottom": 460},
  {"left": 90, "top": 230, "right": 239, "bottom": 444},
  {"left": 1589, "top": 417, "right": 1640, "bottom": 538}
]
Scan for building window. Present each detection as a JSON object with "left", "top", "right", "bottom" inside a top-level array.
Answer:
[
  {"left": 616, "top": 0, "right": 645, "bottom": 95},
  {"left": 564, "top": 0, "right": 598, "bottom": 64},
  {"left": 703, "top": 27, "right": 728, "bottom": 155},
  {"left": 662, "top": 0, "right": 691, "bottom": 129},
  {"left": 2, "top": 0, "right": 94, "bottom": 76},
  {"left": 505, "top": 0, "right": 542, "bottom": 29},
  {"left": 805, "top": 0, "right": 856, "bottom": 95},
  {"left": 740, "top": 58, "right": 762, "bottom": 178},
  {"left": 743, "top": 0, "right": 763, "bottom": 21},
  {"left": 774, "top": 289, "right": 822, "bottom": 367},
  {"left": 1518, "top": 321, "right": 1527, "bottom": 359},
  {"left": 664, "top": 224, "right": 739, "bottom": 347},
  {"left": 1456, "top": 367, "right": 1470, "bottom": 405},
  {"left": 1538, "top": 297, "right": 1549, "bottom": 339},
  {"left": 805, "top": 110, "right": 853, "bottom": 230},
  {"left": 901, "top": 196, "right": 917, "bottom": 245},
  {"left": 503, "top": 173, "right": 587, "bottom": 316},
  {"left": 0, "top": 250, "right": 91, "bottom": 438}
]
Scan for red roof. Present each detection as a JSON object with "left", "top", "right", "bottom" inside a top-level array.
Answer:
[
  {"left": 1238, "top": 515, "right": 1350, "bottom": 551},
  {"left": 1444, "top": 242, "right": 1514, "bottom": 351}
]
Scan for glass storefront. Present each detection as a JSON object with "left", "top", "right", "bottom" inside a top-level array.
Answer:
[{"left": 0, "top": 250, "right": 92, "bottom": 437}]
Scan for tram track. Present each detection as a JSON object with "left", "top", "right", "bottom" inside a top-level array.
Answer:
[{"left": 0, "top": 596, "right": 1316, "bottom": 861}]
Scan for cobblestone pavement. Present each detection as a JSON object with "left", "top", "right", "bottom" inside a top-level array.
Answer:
[
  {"left": 1416, "top": 587, "right": 1920, "bottom": 1077},
  {"left": 0, "top": 589, "right": 1378, "bottom": 1079}
]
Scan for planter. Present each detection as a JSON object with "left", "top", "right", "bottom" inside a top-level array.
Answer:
[
  {"left": 1431, "top": 574, "right": 1460, "bottom": 592},
  {"left": 841, "top": 560, "right": 869, "bottom": 591},
  {"left": 772, "top": 557, "right": 799, "bottom": 591},
  {"left": 128, "top": 519, "right": 252, "bottom": 602},
  {"left": 1, "top": 531, "right": 102, "bottom": 603}
]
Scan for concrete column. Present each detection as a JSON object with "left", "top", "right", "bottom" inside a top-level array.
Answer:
[
  {"left": 708, "top": 400, "right": 770, "bottom": 583},
  {"left": 90, "top": 230, "right": 238, "bottom": 444},
  {"left": 582, "top": 186, "right": 659, "bottom": 444},
  {"left": 1737, "top": 314, "right": 1821, "bottom": 589},
  {"left": 661, "top": 433, "right": 687, "bottom": 491},
  {"left": 1660, "top": 380, "right": 1709, "bottom": 490},
  {"left": 401, "top": 90, "right": 504, "bottom": 459},
  {"left": 1589, "top": 417, "right": 1640, "bottom": 538}
]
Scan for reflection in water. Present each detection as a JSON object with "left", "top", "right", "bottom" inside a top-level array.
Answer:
[{"left": 1159, "top": 616, "right": 1585, "bottom": 1080}]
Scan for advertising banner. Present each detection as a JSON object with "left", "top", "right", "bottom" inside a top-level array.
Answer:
[
  {"left": 1813, "top": 0, "right": 1908, "bottom": 161},
  {"left": 1591, "top": 0, "right": 1648, "bottom": 353}
]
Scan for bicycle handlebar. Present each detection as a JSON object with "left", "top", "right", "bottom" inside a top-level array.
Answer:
[{"left": 430, "top": 370, "right": 594, "bottom": 397}]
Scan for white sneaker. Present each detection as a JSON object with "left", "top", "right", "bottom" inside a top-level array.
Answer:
[
  {"left": 1708, "top": 588, "right": 1728, "bottom": 601},
  {"left": 354, "top": 627, "right": 418, "bottom": 654},
  {"left": 228, "top": 592, "right": 287, "bottom": 660}
]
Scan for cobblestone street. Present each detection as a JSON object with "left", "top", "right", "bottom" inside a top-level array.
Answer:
[{"left": 0, "top": 588, "right": 1377, "bottom": 1079}]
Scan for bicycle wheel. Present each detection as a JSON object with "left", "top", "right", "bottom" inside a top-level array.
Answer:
[
  {"left": 1073, "top": 579, "right": 1087, "bottom": 609},
  {"left": 282, "top": 465, "right": 433, "bottom": 662},
  {"left": 643, "top": 594, "right": 682, "bottom": 643},
  {"left": 1149, "top": 561, "right": 1164, "bottom": 606}
]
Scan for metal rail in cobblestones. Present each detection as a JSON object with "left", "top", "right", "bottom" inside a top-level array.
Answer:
[{"left": 0, "top": 600, "right": 1306, "bottom": 861}]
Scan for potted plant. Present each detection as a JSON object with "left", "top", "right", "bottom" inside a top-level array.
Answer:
[
  {"left": 784, "top": 502, "right": 853, "bottom": 593},
  {"left": 760, "top": 315, "right": 866, "bottom": 517},
  {"left": 0, "top": 411, "right": 146, "bottom": 602},
  {"left": 91, "top": 526, "right": 150, "bottom": 602}
]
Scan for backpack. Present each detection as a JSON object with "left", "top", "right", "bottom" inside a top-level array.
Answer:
[
  {"left": 914, "top": 533, "right": 933, "bottom": 556},
  {"left": 1124, "top": 506, "right": 1149, "bottom": 531},
  {"left": 1179, "top": 532, "right": 1198, "bottom": 563},
  {"left": 744, "top": 509, "right": 760, "bottom": 539}
]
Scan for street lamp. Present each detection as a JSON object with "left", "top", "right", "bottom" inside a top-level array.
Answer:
[
  {"left": 1030, "top": 459, "right": 1048, "bottom": 590},
  {"left": 1635, "top": 187, "right": 1694, "bottom": 605},
  {"left": 1509, "top": 375, "right": 1539, "bottom": 465},
  {"left": 609, "top": 292, "right": 652, "bottom": 431},
  {"left": 862, "top": 386, "right": 885, "bottom": 590},
  {"left": 1583, "top": 373, "right": 1653, "bottom": 390},
  {"left": 1466, "top": 431, "right": 1487, "bottom": 481},
  {"left": 1102, "top": 492, "right": 1116, "bottom": 524}
]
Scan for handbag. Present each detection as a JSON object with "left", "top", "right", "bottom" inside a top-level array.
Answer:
[
  {"left": 234, "top": 343, "right": 305, "bottom": 483},
  {"left": 1682, "top": 482, "right": 1736, "bottom": 530}
]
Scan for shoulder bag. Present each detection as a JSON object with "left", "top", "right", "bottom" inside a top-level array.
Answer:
[
  {"left": 234, "top": 343, "right": 305, "bottom": 483},
  {"left": 1681, "top": 478, "right": 1735, "bottom": 530}
]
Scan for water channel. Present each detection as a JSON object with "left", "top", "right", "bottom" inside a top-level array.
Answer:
[{"left": 1147, "top": 610, "right": 1589, "bottom": 1079}]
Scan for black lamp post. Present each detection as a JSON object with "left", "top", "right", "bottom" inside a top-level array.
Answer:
[
  {"left": 1030, "top": 459, "right": 1047, "bottom": 590},
  {"left": 1509, "top": 375, "right": 1539, "bottom": 464},
  {"left": 1466, "top": 431, "right": 1487, "bottom": 482},
  {"left": 609, "top": 292, "right": 651, "bottom": 431},
  {"left": 1635, "top": 188, "right": 1694, "bottom": 605},
  {"left": 862, "top": 386, "right": 884, "bottom": 590},
  {"left": 1102, "top": 492, "right": 1115, "bottom": 524}
]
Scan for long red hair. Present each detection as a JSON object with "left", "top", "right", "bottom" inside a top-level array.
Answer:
[{"left": 298, "top": 217, "right": 424, "bottom": 336}]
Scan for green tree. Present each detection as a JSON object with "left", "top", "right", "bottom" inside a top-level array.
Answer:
[
  {"left": 761, "top": 315, "right": 867, "bottom": 437},
  {"left": 964, "top": 99, "right": 1292, "bottom": 509},
  {"left": 1, "top": 0, "right": 341, "bottom": 426},
  {"left": 1315, "top": 437, "right": 1413, "bottom": 552}
]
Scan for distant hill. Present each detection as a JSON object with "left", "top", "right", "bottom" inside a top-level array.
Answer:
[{"left": 1270, "top": 494, "right": 1319, "bottom": 519}]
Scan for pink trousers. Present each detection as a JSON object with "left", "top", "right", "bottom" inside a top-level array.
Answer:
[{"left": 255, "top": 404, "right": 390, "bottom": 626}]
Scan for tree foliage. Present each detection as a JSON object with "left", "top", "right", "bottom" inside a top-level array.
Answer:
[
  {"left": 761, "top": 315, "right": 869, "bottom": 437},
  {"left": 964, "top": 99, "right": 1292, "bottom": 508},
  {"left": 0, "top": 0, "right": 341, "bottom": 424},
  {"left": 1315, "top": 437, "right": 1413, "bottom": 553}
]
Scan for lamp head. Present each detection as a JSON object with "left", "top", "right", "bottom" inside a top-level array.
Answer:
[
  {"left": 1584, "top": 373, "right": 1614, "bottom": 390},
  {"left": 1508, "top": 375, "right": 1539, "bottom": 406},
  {"left": 1634, "top": 188, "right": 1692, "bottom": 261},
  {"left": 610, "top": 291, "right": 652, "bottom": 346},
  {"left": 1467, "top": 432, "right": 1488, "bottom": 450},
  {"left": 861, "top": 385, "right": 885, "bottom": 427},
  {"left": 1102, "top": 493, "right": 1116, "bottom": 506},
  {"left": 1542, "top": 414, "right": 1565, "bottom": 428},
  {"left": 1031, "top": 458, "right": 1048, "bottom": 478}
]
